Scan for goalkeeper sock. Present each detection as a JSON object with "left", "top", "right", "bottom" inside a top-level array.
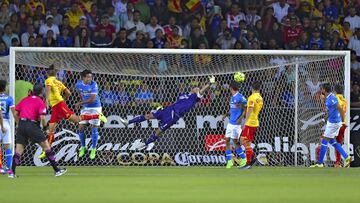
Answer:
[
  {"left": 45, "top": 149, "right": 60, "bottom": 172},
  {"left": 129, "top": 115, "right": 146, "bottom": 125},
  {"left": 91, "top": 128, "right": 99, "bottom": 149},
  {"left": 235, "top": 147, "right": 246, "bottom": 159},
  {"left": 329, "top": 139, "right": 348, "bottom": 159},
  {"left": 145, "top": 134, "right": 158, "bottom": 145},
  {"left": 78, "top": 130, "right": 86, "bottom": 147},
  {"left": 245, "top": 146, "right": 254, "bottom": 165},
  {"left": 12, "top": 153, "right": 21, "bottom": 173},
  {"left": 80, "top": 114, "right": 99, "bottom": 121},
  {"left": 318, "top": 139, "right": 328, "bottom": 164},
  {"left": 5, "top": 149, "right": 12, "bottom": 170},
  {"left": 225, "top": 149, "right": 232, "bottom": 161},
  {"left": 47, "top": 132, "right": 55, "bottom": 146}
]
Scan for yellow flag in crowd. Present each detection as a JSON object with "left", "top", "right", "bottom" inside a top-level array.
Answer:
[{"left": 168, "top": 0, "right": 182, "bottom": 13}]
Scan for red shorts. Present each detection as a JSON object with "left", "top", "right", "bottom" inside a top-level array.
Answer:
[
  {"left": 241, "top": 125, "right": 258, "bottom": 142},
  {"left": 336, "top": 125, "right": 346, "bottom": 143},
  {"left": 49, "top": 101, "right": 75, "bottom": 123}
]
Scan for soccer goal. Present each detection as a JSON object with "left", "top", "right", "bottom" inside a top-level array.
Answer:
[{"left": 7, "top": 48, "right": 350, "bottom": 167}]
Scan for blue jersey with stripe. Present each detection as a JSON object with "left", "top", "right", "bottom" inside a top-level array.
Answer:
[
  {"left": 75, "top": 80, "right": 101, "bottom": 108},
  {"left": 229, "top": 92, "right": 247, "bottom": 125},
  {"left": 171, "top": 93, "right": 201, "bottom": 116},
  {"left": 325, "top": 93, "right": 341, "bottom": 123},
  {"left": 0, "top": 93, "right": 14, "bottom": 119}
]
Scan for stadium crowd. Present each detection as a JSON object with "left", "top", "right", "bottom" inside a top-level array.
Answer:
[{"left": 0, "top": 0, "right": 359, "bottom": 106}]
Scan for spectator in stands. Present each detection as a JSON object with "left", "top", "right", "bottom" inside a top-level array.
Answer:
[
  {"left": 113, "top": 0, "right": 128, "bottom": 28},
  {"left": 97, "top": 0, "right": 112, "bottom": 14},
  {"left": 262, "top": 7, "right": 277, "bottom": 31},
  {"left": 216, "top": 28, "right": 236, "bottom": 49},
  {"left": 351, "top": 84, "right": 360, "bottom": 107},
  {"left": 65, "top": 2, "right": 84, "bottom": 29},
  {"left": 208, "top": 11, "right": 225, "bottom": 43},
  {"left": 183, "top": 17, "right": 203, "bottom": 39},
  {"left": 35, "top": 35, "right": 43, "bottom": 47},
  {"left": 100, "top": 82, "right": 119, "bottom": 107},
  {"left": 108, "top": 5, "right": 120, "bottom": 33},
  {"left": 21, "top": 24, "right": 37, "bottom": 47},
  {"left": 0, "top": 3, "right": 11, "bottom": 31},
  {"left": 246, "top": 6, "right": 261, "bottom": 27},
  {"left": 146, "top": 40, "right": 154, "bottom": 48},
  {"left": 351, "top": 50, "right": 360, "bottom": 72},
  {"left": 39, "top": 15, "right": 60, "bottom": 39},
  {"left": 344, "top": 7, "right": 360, "bottom": 32},
  {"left": 27, "top": 0, "right": 45, "bottom": 16},
  {"left": 134, "top": 0, "right": 150, "bottom": 23},
  {"left": 226, "top": 3, "right": 245, "bottom": 33},
  {"left": 189, "top": 27, "right": 208, "bottom": 49},
  {"left": 309, "top": 28, "right": 325, "bottom": 49},
  {"left": 323, "top": 0, "right": 338, "bottom": 21},
  {"left": 146, "top": 16, "right": 163, "bottom": 39},
  {"left": 152, "top": 28, "right": 165, "bottom": 48},
  {"left": 9, "top": 0, "right": 21, "bottom": 14},
  {"left": 75, "top": 28, "right": 91, "bottom": 47},
  {"left": 0, "top": 41, "right": 8, "bottom": 56},
  {"left": 125, "top": 10, "right": 146, "bottom": 41},
  {"left": 271, "top": 0, "right": 289, "bottom": 23},
  {"left": 341, "top": 22, "right": 353, "bottom": 45},
  {"left": 91, "top": 27, "right": 112, "bottom": 47},
  {"left": 113, "top": 28, "right": 132, "bottom": 48},
  {"left": 49, "top": 5, "right": 63, "bottom": 26},
  {"left": 348, "top": 28, "right": 360, "bottom": 57},
  {"left": 95, "top": 14, "right": 116, "bottom": 42},
  {"left": 57, "top": 28, "right": 74, "bottom": 47},
  {"left": 42, "top": 30, "right": 57, "bottom": 47},
  {"left": 163, "top": 16, "right": 183, "bottom": 37},
  {"left": 331, "top": 31, "right": 345, "bottom": 50},
  {"left": 167, "top": 26, "right": 182, "bottom": 48},
  {"left": 281, "top": 7, "right": 300, "bottom": 27},
  {"left": 282, "top": 16, "right": 303, "bottom": 48},
  {"left": 150, "top": 0, "right": 168, "bottom": 25},
  {"left": 135, "top": 83, "right": 153, "bottom": 105},
  {"left": 117, "top": 83, "right": 130, "bottom": 107},
  {"left": 132, "top": 31, "right": 146, "bottom": 48},
  {"left": 12, "top": 37, "right": 19, "bottom": 47},
  {"left": 18, "top": 4, "right": 28, "bottom": 32},
  {"left": 28, "top": 36, "right": 35, "bottom": 47},
  {"left": 2, "top": 23, "right": 19, "bottom": 49},
  {"left": 74, "top": 16, "right": 88, "bottom": 36},
  {"left": 9, "top": 13, "right": 20, "bottom": 34},
  {"left": 59, "top": 16, "right": 74, "bottom": 37}
]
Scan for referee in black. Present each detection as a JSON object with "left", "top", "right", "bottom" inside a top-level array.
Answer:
[{"left": 8, "top": 84, "right": 67, "bottom": 178}]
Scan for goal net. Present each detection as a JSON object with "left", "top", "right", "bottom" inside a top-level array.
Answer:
[{"left": 5, "top": 48, "right": 351, "bottom": 167}]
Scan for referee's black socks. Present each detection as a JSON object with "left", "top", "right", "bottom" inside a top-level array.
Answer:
[
  {"left": 45, "top": 149, "right": 60, "bottom": 172},
  {"left": 12, "top": 153, "right": 21, "bottom": 173}
]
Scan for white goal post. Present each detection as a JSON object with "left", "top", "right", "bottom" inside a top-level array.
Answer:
[{"left": 7, "top": 47, "right": 351, "bottom": 167}]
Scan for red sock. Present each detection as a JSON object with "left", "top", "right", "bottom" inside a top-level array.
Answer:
[
  {"left": 245, "top": 146, "right": 254, "bottom": 165},
  {"left": 0, "top": 149, "right": 2, "bottom": 168},
  {"left": 335, "top": 151, "right": 341, "bottom": 165},
  {"left": 47, "top": 132, "right": 55, "bottom": 146},
  {"left": 315, "top": 145, "right": 320, "bottom": 161},
  {"left": 80, "top": 114, "right": 99, "bottom": 121}
]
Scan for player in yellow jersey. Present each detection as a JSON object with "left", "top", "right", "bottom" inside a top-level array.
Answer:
[
  {"left": 240, "top": 82, "right": 263, "bottom": 166},
  {"left": 334, "top": 84, "right": 347, "bottom": 167},
  {"left": 38, "top": 65, "right": 107, "bottom": 159}
]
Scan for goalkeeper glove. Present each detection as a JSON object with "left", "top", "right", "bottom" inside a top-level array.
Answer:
[{"left": 209, "top": 76, "right": 216, "bottom": 84}]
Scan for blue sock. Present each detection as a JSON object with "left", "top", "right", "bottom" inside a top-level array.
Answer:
[
  {"left": 318, "top": 139, "right": 329, "bottom": 164},
  {"left": 5, "top": 149, "right": 12, "bottom": 169},
  {"left": 145, "top": 134, "right": 158, "bottom": 145},
  {"left": 225, "top": 149, "right": 233, "bottom": 161},
  {"left": 91, "top": 128, "right": 99, "bottom": 149},
  {"left": 235, "top": 147, "right": 246, "bottom": 159},
  {"left": 329, "top": 139, "right": 348, "bottom": 159},
  {"left": 78, "top": 131, "right": 86, "bottom": 147},
  {"left": 128, "top": 115, "right": 146, "bottom": 125}
]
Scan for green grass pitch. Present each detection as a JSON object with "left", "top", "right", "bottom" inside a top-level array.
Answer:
[{"left": 1, "top": 166, "right": 359, "bottom": 203}]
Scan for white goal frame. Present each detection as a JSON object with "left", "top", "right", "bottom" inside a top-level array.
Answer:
[{"left": 8, "top": 47, "right": 351, "bottom": 166}]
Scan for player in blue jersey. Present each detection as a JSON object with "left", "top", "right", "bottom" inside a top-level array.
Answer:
[
  {"left": 75, "top": 70, "right": 103, "bottom": 160},
  {"left": 0, "top": 80, "right": 16, "bottom": 174},
  {"left": 120, "top": 76, "right": 216, "bottom": 149},
  {"left": 311, "top": 83, "right": 351, "bottom": 168},
  {"left": 222, "top": 81, "right": 247, "bottom": 169}
]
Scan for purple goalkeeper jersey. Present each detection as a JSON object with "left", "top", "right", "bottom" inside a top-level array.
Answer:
[{"left": 170, "top": 93, "right": 201, "bottom": 116}]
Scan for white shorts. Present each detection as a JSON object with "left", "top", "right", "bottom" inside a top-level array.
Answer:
[
  {"left": 0, "top": 119, "right": 11, "bottom": 144},
  {"left": 323, "top": 121, "right": 342, "bottom": 139},
  {"left": 225, "top": 123, "right": 242, "bottom": 139},
  {"left": 79, "top": 107, "right": 102, "bottom": 126}
]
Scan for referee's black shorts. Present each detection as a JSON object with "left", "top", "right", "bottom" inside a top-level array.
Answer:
[{"left": 16, "top": 120, "right": 47, "bottom": 146}]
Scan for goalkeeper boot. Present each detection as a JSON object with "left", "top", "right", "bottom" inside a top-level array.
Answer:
[
  {"left": 55, "top": 168, "right": 67, "bottom": 177},
  {"left": 344, "top": 156, "right": 351, "bottom": 168},
  {"left": 89, "top": 148, "right": 97, "bottom": 160},
  {"left": 310, "top": 163, "right": 324, "bottom": 168},
  {"left": 119, "top": 118, "right": 128, "bottom": 126},
  {"left": 38, "top": 151, "right": 46, "bottom": 159},
  {"left": 78, "top": 147, "right": 87, "bottom": 158},
  {"left": 99, "top": 113, "right": 108, "bottom": 123},
  {"left": 226, "top": 160, "right": 234, "bottom": 169}
]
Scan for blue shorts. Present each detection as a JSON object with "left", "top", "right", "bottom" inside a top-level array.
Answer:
[{"left": 152, "top": 106, "right": 180, "bottom": 132}]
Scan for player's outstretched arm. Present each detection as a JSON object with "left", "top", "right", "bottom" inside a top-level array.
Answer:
[
  {"left": 199, "top": 76, "right": 215, "bottom": 95},
  {"left": 63, "top": 88, "right": 71, "bottom": 101}
]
